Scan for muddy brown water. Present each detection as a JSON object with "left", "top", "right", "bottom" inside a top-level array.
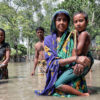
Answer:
[{"left": 0, "top": 60, "right": 100, "bottom": 100}]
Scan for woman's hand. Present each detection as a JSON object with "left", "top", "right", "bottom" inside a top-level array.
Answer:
[
  {"left": 0, "top": 64, "right": 6, "bottom": 68},
  {"left": 73, "top": 64, "right": 84, "bottom": 75},
  {"left": 76, "top": 56, "right": 91, "bottom": 67}
]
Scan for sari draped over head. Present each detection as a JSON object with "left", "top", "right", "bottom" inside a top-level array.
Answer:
[{"left": 35, "top": 9, "right": 94, "bottom": 97}]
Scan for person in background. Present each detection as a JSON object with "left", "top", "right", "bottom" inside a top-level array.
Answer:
[
  {"left": 0, "top": 28, "right": 10, "bottom": 79},
  {"left": 31, "top": 27, "right": 46, "bottom": 76}
]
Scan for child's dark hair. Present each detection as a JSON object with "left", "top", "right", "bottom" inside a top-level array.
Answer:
[
  {"left": 36, "top": 27, "right": 44, "bottom": 32},
  {"left": 0, "top": 28, "right": 5, "bottom": 43},
  {"left": 73, "top": 11, "right": 88, "bottom": 22}
]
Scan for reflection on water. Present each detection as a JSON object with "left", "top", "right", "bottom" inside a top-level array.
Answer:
[{"left": 0, "top": 60, "right": 100, "bottom": 100}]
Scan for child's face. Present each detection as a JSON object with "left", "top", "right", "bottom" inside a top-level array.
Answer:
[
  {"left": 55, "top": 13, "right": 68, "bottom": 34},
  {"left": 0, "top": 30, "right": 4, "bottom": 43},
  {"left": 73, "top": 13, "right": 88, "bottom": 32},
  {"left": 36, "top": 30, "right": 44, "bottom": 39}
]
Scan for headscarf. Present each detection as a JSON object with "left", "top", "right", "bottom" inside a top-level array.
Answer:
[{"left": 51, "top": 9, "right": 70, "bottom": 33}]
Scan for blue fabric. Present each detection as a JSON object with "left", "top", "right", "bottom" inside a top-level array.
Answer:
[{"left": 55, "top": 66, "right": 90, "bottom": 88}]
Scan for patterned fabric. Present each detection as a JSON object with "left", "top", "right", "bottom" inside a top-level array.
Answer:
[
  {"left": 34, "top": 9, "right": 94, "bottom": 97},
  {"left": 0, "top": 65, "right": 8, "bottom": 79},
  {"left": 53, "top": 77, "right": 87, "bottom": 97},
  {"left": 38, "top": 60, "right": 46, "bottom": 75},
  {"left": 0, "top": 42, "right": 10, "bottom": 79}
]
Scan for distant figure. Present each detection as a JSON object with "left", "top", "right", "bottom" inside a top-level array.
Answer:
[
  {"left": 0, "top": 28, "right": 10, "bottom": 79},
  {"left": 31, "top": 27, "right": 46, "bottom": 76}
]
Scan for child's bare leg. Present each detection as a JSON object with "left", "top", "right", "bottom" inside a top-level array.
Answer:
[{"left": 57, "top": 85, "right": 89, "bottom": 96}]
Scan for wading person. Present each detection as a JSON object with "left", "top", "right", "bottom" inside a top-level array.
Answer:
[
  {"left": 0, "top": 28, "right": 10, "bottom": 79},
  {"left": 31, "top": 27, "right": 46, "bottom": 76},
  {"left": 54, "top": 11, "right": 94, "bottom": 96},
  {"left": 35, "top": 9, "right": 93, "bottom": 97}
]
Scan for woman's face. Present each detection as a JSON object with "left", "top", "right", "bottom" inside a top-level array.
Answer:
[
  {"left": 55, "top": 13, "right": 68, "bottom": 34},
  {"left": 73, "top": 13, "right": 87, "bottom": 32},
  {"left": 0, "top": 30, "right": 4, "bottom": 43}
]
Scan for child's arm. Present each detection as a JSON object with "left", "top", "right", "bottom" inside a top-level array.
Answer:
[
  {"left": 73, "top": 31, "right": 90, "bottom": 56},
  {"left": 31, "top": 45, "right": 39, "bottom": 76}
]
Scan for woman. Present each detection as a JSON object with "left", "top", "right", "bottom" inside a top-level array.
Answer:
[
  {"left": 35, "top": 9, "right": 93, "bottom": 97},
  {"left": 0, "top": 28, "right": 10, "bottom": 79}
]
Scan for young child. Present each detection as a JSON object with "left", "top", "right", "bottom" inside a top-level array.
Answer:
[
  {"left": 31, "top": 27, "right": 46, "bottom": 76},
  {"left": 0, "top": 28, "right": 10, "bottom": 79},
  {"left": 72, "top": 11, "right": 91, "bottom": 75},
  {"left": 54, "top": 11, "right": 93, "bottom": 96}
]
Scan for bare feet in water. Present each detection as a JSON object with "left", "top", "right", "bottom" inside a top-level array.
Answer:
[{"left": 82, "top": 93, "right": 90, "bottom": 96}]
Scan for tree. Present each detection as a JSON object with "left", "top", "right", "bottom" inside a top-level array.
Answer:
[{"left": 57, "top": 0, "right": 100, "bottom": 40}]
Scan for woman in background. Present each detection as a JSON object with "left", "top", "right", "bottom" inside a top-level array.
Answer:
[{"left": 0, "top": 28, "right": 10, "bottom": 79}]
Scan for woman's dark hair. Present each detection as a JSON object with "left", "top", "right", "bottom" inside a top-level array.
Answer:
[
  {"left": 36, "top": 27, "right": 44, "bottom": 32},
  {"left": 73, "top": 11, "right": 88, "bottom": 22},
  {"left": 0, "top": 28, "right": 5, "bottom": 43}
]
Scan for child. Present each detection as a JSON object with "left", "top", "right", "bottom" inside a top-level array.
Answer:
[
  {"left": 72, "top": 11, "right": 91, "bottom": 75},
  {"left": 31, "top": 27, "right": 46, "bottom": 76},
  {"left": 54, "top": 11, "right": 93, "bottom": 96},
  {"left": 0, "top": 28, "right": 10, "bottom": 79}
]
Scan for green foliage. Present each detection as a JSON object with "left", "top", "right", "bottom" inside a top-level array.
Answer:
[
  {"left": 0, "top": 0, "right": 100, "bottom": 58},
  {"left": 17, "top": 44, "right": 27, "bottom": 56},
  {"left": 11, "top": 48, "right": 22, "bottom": 56},
  {"left": 57, "top": 0, "right": 100, "bottom": 40},
  {"left": 11, "top": 48, "right": 16, "bottom": 56}
]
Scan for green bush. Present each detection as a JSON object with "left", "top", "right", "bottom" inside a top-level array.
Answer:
[
  {"left": 11, "top": 48, "right": 22, "bottom": 56},
  {"left": 17, "top": 44, "right": 27, "bottom": 56}
]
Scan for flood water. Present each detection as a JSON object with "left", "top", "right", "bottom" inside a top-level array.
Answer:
[{"left": 0, "top": 60, "right": 100, "bottom": 100}]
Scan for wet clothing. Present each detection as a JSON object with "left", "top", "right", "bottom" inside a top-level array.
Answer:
[
  {"left": 55, "top": 63, "right": 91, "bottom": 88},
  {"left": 0, "top": 65, "right": 8, "bottom": 79},
  {"left": 35, "top": 9, "right": 94, "bottom": 97},
  {"left": 55, "top": 28, "right": 93, "bottom": 89},
  {"left": 0, "top": 42, "right": 10, "bottom": 79},
  {"left": 38, "top": 60, "right": 46, "bottom": 75}
]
